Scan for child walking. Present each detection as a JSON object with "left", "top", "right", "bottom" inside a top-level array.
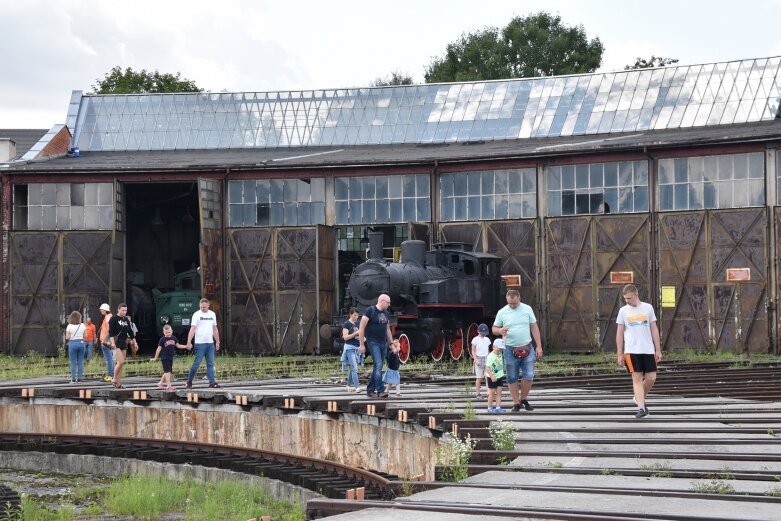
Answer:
[
  {"left": 150, "top": 324, "right": 189, "bottom": 390},
  {"left": 485, "top": 338, "right": 506, "bottom": 413},
  {"left": 470, "top": 323, "right": 491, "bottom": 398},
  {"left": 383, "top": 339, "right": 402, "bottom": 396}
]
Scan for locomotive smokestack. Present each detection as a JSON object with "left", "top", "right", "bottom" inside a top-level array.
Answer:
[
  {"left": 401, "top": 240, "right": 426, "bottom": 265},
  {"left": 368, "top": 231, "right": 384, "bottom": 260}
]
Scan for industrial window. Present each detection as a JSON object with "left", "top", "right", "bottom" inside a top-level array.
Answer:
[
  {"left": 337, "top": 225, "right": 408, "bottom": 254},
  {"left": 546, "top": 160, "right": 649, "bottom": 216},
  {"left": 13, "top": 183, "right": 114, "bottom": 230},
  {"left": 227, "top": 178, "right": 326, "bottom": 227},
  {"left": 334, "top": 174, "right": 431, "bottom": 225},
  {"left": 658, "top": 152, "right": 764, "bottom": 211},
  {"left": 439, "top": 168, "right": 536, "bottom": 222}
]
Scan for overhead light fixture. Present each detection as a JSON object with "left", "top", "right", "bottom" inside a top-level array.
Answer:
[
  {"left": 182, "top": 206, "right": 194, "bottom": 224},
  {"left": 151, "top": 207, "right": 164, "bottom": 226}
]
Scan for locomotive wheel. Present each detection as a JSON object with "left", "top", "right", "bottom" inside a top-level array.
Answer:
[
  {"left": 448, "top": 328, "right": 465, "bottom": 360},
  {"left": 397, "top": 333, "right": 411, "bottom": 364},
  {"left": 431, "top": 336, "right": 446, "bottom": 361},
  {"left": 466, "top": 323, "right": 479, "bottom": 359}
]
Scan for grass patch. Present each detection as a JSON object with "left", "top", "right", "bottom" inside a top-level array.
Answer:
[{"left": 17, "top": 473, "right": 304, "bottom": 521}]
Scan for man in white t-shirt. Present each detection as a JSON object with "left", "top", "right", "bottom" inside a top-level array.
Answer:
[
  {"left": 616, "top": 284, "right": 661, "bottom": 419},
  {"left": 186, "top": 298, "right": 221, "bottom": 389}
]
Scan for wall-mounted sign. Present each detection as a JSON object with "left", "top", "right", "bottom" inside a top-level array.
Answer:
[
  {"left": 610, "top": 271, "right": 634, "bottom": 284},
  {"left": 726, "top": 268, "right": 750, "bottom": 282},
  {"left": 501, "top": 274, "right": 521, "bottom": 288},
  {"left": 661, "top": 286, "right": 676, "bottom": 308}
]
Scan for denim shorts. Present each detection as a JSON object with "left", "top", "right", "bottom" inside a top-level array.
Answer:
[{"left": 504, "top": 347, "right": 536, "bottom": 383}]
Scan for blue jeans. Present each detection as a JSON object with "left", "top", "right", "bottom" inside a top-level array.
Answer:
[
  {"left": 101, "top": 344, "right": 114, "bottom": 376},
  {"left": 343, "top": 348, "right": 360, "bottom": 388},
  {"left": 84, "top": 341, "right": 94, "bottom": 361},
  {"left": 68, "top": 341, "right": 86, "bottom": 381},
  {"left": 188, "top": 343, "right": 216, "bottom": 384},
  {"left": 366, "top": 340, "right": 387, "bottom": 394},
  {"left": 504, "top": 346, "right": 536, "bottom": 384}
]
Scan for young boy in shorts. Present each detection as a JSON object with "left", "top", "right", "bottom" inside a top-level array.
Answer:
[
  {"left": 485, "top": 338, "right": 506, "bottom": 414},
  {"left": 470, "top": 323, "right": 492, "bottom": 398},
  {"left": 150, "top": 324, "right": 190, "bottom": 390}
]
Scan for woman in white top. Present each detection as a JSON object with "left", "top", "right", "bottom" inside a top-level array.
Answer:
[{"left": 65, "top": 310, "right": 86, "bottom": 383}]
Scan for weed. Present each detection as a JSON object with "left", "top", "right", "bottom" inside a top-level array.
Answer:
[
  {"left": 600, "top": 468, "right": 619, "bottom": 475},
  {"left": 462, "top": 399, "right": 476, "bottom": 420},
  {"left": 435, "top": 434, "right": 475, "bottom": 482},
  {"left": 705, "top": 466, "right": 734, "bottom": 481},
  {"left": 766, "top": 488, "right": 781, "bottom": 497},
  {"left": 543, "top": 461, "right": 563, "bottom": 468},
  {"left": 495, "top": 456, "right": 510, "bottom": 465},
  {"left": 690, "top": 480, "right": 735, "bottom": 494},
  {"left": 399, "top": 479, "right": 414, "bottom": 497},
  {"left": 768, "top": 428, "right": 775, "bottom": 436},
  {"left": 640, "top": 462, "right": 673, "bottom": 478},
  {"left": 489, "top": 419, "right": 515, "bottom": 451}
]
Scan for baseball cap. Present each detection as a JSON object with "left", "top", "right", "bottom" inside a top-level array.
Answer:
[
  {"left": 493, "top": 338, "right": 505, "bottom": 349},
  {"left": 99, "top": 303, "right": 110, "bottom": 312},
  {"left": 477, "top": 323, "right": 489, "bottom": 335}
]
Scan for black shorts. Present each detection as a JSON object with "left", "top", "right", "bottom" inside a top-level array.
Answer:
[
  {"left": 161, "top": 357, "right": 174, "bottom": 373},
  {"left": 624, "top": 353, "right": 657, "bottom": 374},
  {"left": 486, "top": 376, "right": 505, "bottom": 389}
]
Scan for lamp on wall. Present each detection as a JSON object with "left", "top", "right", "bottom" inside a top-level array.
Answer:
[{"left": 151, "top": 207, "right": 164, "bottom": 226}]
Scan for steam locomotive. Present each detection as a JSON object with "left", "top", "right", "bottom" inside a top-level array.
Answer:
[{"left": 334, "top": 232, "right": 504, "bottom": 362}]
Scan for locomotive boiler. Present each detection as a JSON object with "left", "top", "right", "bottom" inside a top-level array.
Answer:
[{"left": 338, "top": 232, "right": 504, "bottom": 362}]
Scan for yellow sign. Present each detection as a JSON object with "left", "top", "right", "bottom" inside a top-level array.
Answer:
[{"left": 661, "top": 286, "right": 676, "bottom": 308}]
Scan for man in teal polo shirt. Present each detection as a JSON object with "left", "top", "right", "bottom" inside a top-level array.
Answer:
[{"left": 492, "top": 289, "right": 543, "bottom": 412}]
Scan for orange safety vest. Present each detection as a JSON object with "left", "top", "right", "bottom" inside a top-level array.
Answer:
[{"left": 83, "top": 322, "right": 96, "bottom": 342}]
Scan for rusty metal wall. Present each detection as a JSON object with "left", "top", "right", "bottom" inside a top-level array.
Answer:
[
  {"left": 545, "top": 215, "right": 651, "bottom": 352},
  {"left": 10, "top": 232, "right": 113, "bottom": 355},
  {"left": 227, "top": 227, "right": 332, "bottom": 354},
  {"left": 658, "top": 209, "right": 768, "bottom": 352}
]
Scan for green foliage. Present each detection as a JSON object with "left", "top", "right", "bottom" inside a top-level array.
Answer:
[
  {"left": 543, "top": 461, "right": 563, "bottom": 468},
  {"left": 489, "top": 419, "right": 515, "bottom": 451},
  {"left": 600, "top": 468, "right": 619, "bottom": 475},
  {"left": 625, "top": 56, "right": 679, "bottom": 70},
  {"left": 435, "top": 434, "right": 475, "bottom": 482},
  {"left": 91, "top": 66, "right": 203, "bottom": 94},
  {"left": 425, "top": 12, "right": 603, "bottom": 82},
  {"left": 371, "top": 71, "right": 414, "bottom": 86}
]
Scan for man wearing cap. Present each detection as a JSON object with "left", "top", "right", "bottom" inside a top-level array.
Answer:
[
  {"left": 470, "top": 323, "right": 492, "bottom": 398},
  {"left": 98, "top": 303, "right": 114, "bottom": 382},
  {"left": 492, "top": 289, "right": 543, "bottom": 412}
]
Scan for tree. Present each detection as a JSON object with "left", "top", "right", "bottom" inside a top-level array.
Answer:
[
  {"left": 625, "top": 56, "right": 679, "bottom": 70},
  {"left": 425, "top": 12, "right": 603, "bottom": 83},
  {"left": 90, "top": 66, "right": 203, "bottom": 94},
  {"left": 370, "top": 71, "right": 415, "bottom": 87}
]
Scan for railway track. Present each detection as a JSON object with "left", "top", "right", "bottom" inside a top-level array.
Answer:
[{"left": 1, "top": 362, "right": 780, "bottom": 520}]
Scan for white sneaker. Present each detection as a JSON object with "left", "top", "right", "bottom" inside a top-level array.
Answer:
[{"left": 354, "top": 387, "right": 363, "bottom": 393}]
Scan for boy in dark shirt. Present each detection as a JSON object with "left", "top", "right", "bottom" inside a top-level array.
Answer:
[{"left": 150, "top": 324, "right": 190, "bottom": 390}]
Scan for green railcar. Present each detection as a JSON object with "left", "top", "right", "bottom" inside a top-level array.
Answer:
[{"left": 154, "top": 269, "right": 201, "bottom": 338}]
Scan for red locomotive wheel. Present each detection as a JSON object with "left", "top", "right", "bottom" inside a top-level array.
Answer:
[
  {"left": 466, "top": 323, "right": 479, "bottom": 359},
  {"left": 431, "top": 336, "right": 446, "bottom": 361},
  {"left": 448, "top": 328, "right": 464, "bottom": 360},
  {"left": 398, "top": 333, "right": 410, "bottom": 364}
]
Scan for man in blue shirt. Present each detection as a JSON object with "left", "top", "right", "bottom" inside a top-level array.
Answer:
[{"left": 493, "top": 289, "right": 543, "bottom": 412}]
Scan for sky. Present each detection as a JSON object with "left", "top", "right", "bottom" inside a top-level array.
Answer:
[{"left": 2, "top": 0, "right": 781, "bottom": 129}]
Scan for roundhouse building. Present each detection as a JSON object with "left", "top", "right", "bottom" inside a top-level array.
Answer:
[{"left": 4, "top": 56, "right": 781, "bottom": 356}]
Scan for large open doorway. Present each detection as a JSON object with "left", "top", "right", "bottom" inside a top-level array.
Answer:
[{"left": 124, "top": 182, "right": 200, "bottom": 347}]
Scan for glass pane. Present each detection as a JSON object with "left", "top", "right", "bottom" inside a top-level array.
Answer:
[
  {"left": 562, "top": 166, "right": 575, "bottom": 189},
  {"left": 522, "top": 169, "right": 536, "bottom": 193},
  {"left": 416, "top": 174, "right": 430, "bottom": 197},
  {"left": 659, "top": 185, "right": 673, "bottom": 210},
  {"left": 733, "top": 154, "right": 747, "bottom": 179},
  {"left": 41, "top": 184, "right": 56, "bottom": 205},
  {"left": 604, "top": 187, "right": 618, "bottom": 213},
  {"left": 298, "top": 204, "right": 311, "bottom": 225},
  {"left": 575, "top": 193, "right": 589, "bottom": 214},
  {"left": 297, "top": 179, "right": 311, "bottom": 202},
  {"left": 440, "top": 174, "right": 454, "bottom": 198},
  {"left": 467, "top": 172, "right": 480, "bottom": 195},
  {"left": 284, "top": 203, "right": 297, "bottom": 225},
  {"left": 717, "top": 155, "right": 732, "bottom": 180},
  {"left": 388, "top": 176, "right": 402, "bottom": 198},
  {"left": 481, "top": 171, "right": 495, "bottom": 195},
  {"left": 375, "top": 199, "right": 389, "bottom": 222},
  {"left": 619, "top": 186, "right": 633, "bottom": 212},
  {"left": 283, "top": 180, "right": 297, "bottom": 202},
  {"left": 257, "top": 204, "right": 270, "bottom": 226},
  {"left": 98, "top": 206, "right": 112, "bottom": 229},
  {"left": 547, "top": 167, "right": 561, "bottom": 191},
  {"left": 335, "top": 178, "right": 348, "bottom": 200},
  {"left": 495, "top": 171, "right": 508, "bottom": 193},
  {"left": 363, "top": 200, "right": 375, "bottom": 223},
  {"left": 453, "top": 196, "right": 467, "bottom": 220},
  {"left": 363, "top": 177, "right": 375, "bottom": 199},
  {"left": 243, "top": 180, "right": 256, "bottom": 203},
  {"left": 576, "top": 164, "right": 589, "bottom": 188},
  {"left": 56, "top": 183, "right": 70, "bottom": 205},
  {"left": 620, "top": 161, "right": 634, "bottom": 186},
  {"left": 350, "top": 201, "right": 362, "bottom": 224},
  {"left": 390, "top": 199, "right": 402, "bottom": 222},
  {"left": 349, "top": 177, "right": 362, "bottom": 199},
  {"left": 717, "top": 181, "right": 732, "bottom": 208},
  {"left": 402, "top": 198, "right": 415, "bottom": 220},
  {"left": 547, "top": 191, "right": 561, "bottom": 216},
  {"left": 70, "top": 184, "right": 85, "bottom": 206},
  {"left": 589, "top": 164, "right": 603, "bottom": 188},
  {"left": 336, "top": 201, "right": 348, "bottom": 224},
  {"left": 703, "top": 156, "right": 718, "bottom": 182},
  {"left": 634, "top": 186, "right": 648, "bottom": 212},
  {"left": 418, "top": 199, "right": 430, "bottom": 221},
  {"left": 674, "top": 184, "right": 688, "bottom": 210},
  {"left": 561, "top": 191, "right": 574, "bottom": 215},
  {"left": 703, "top": 182, "right": 716, "bottom": 208},
  {"left": 748, "top": 152, "right": 764, "bottom": 179},
  {"left": 508, "top": 194, "right": 523, "bottom": 218},
  {"left": 658, "top": 160, "right": 673, "bottom": 185},
  {"left": 375, "top": 177, "right": 388, "bottom": 199},
  {"left": 56, "top": 206, "right": 70, "bottom": 229},
  {"left": 403, "top": 175, "right": 416, "bottom": 197},
  {"left": 748, "top": 179, "right": 764, "bottom": 205},
  {"left": 453, "top": 173, "right": 467, "bottom": 195},
  {"left": 84, "top": 207, "right": 98, "bottom": 229},
  {"left": 229, "top": 204, "right": 243, "bottom": 226},
  {"left": 256, "top": 179, "right": 270, "bottom": 202},
  {"left": 441, "top": 197, "right": 454, "bottom": 221},
  {"left": 243, "top": 203, "right": 255, "bottom": 226},
  {"left": 733, "top": 182, "right": 748, "bottom": 207},
  {"left": 689, "top": 157, "right": 704, "bottom": 182}
]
